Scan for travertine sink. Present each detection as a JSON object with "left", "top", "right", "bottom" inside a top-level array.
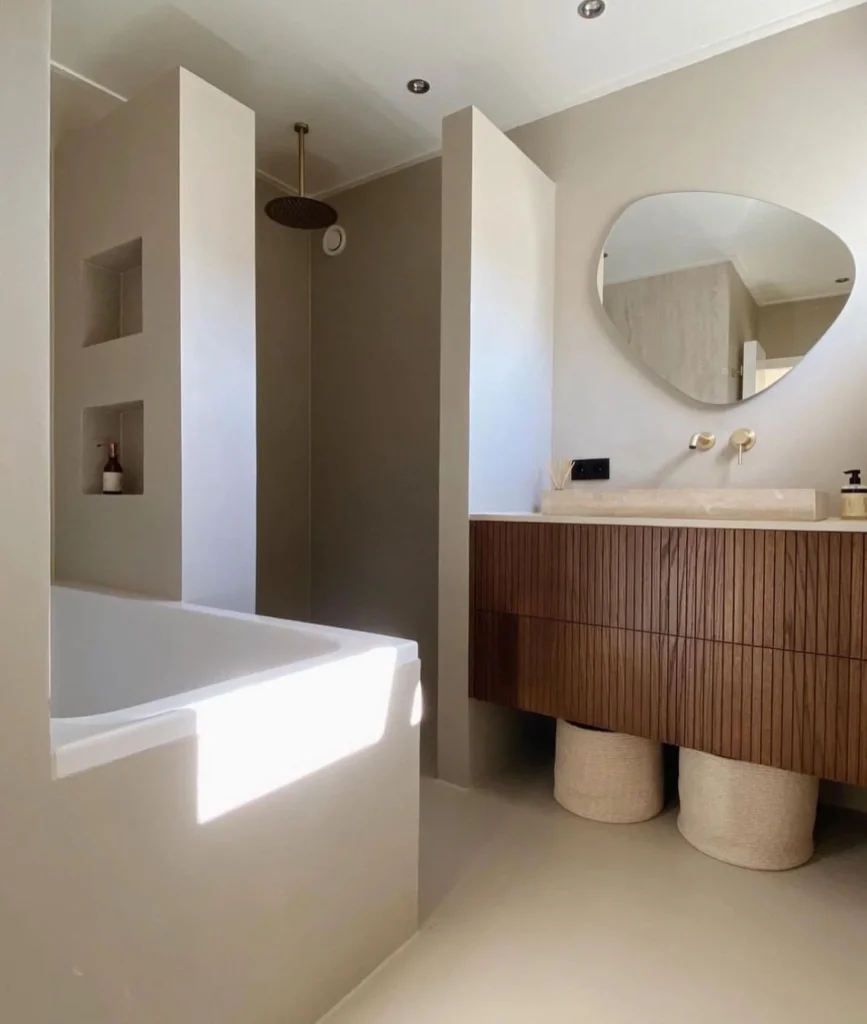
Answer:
[{"left": 541, "top": 488, "right": 829, "bottom": 522}]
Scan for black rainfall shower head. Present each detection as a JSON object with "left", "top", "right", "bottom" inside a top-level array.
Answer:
[
  {"left": 265, "top": 194, "right": 338, "bottom": 230},
  {"left": 265, "top": 121, "right": 338, "bottom": 231}
]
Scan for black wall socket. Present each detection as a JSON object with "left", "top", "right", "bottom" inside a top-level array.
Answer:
[{"left": 572, "top": 458, "right": 610, "bottom": 482}]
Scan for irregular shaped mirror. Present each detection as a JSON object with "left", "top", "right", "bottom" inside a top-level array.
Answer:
[{"left": 600, "top": 192, "right": 855, "bottom": 404}]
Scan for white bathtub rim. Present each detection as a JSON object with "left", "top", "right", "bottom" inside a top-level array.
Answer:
[
  {"left": 52, "top": 582, "right": 418, "bottom": 659},
  {"left": 52, "top": 641, "right": 418, "bottom": 779},
  {"left": 51, "top": 586, "right": 419, "bottom": 780}
]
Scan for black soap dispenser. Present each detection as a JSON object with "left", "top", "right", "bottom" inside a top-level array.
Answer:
[{"left": 842, "top": 470, "right": 867, "bottom": 520}]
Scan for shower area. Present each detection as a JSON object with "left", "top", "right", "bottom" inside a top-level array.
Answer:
[
  {"left": 256, "top": 122, "right": 442, "bottom": 773},
  {"left": 52, "top": 66, "right": 442, "bottom": 770}
]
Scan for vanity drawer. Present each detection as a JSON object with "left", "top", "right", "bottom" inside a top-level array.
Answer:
[{"left": 471, "top": 521, "right": 867, "bottom": 660}]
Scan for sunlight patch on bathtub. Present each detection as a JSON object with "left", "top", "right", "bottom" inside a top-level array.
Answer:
[{"left": 194, "top": 647, "right": 398, "bottom": 823}]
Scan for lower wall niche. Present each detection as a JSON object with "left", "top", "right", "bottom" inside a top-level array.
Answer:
[{"left": 82, "top": 401, "right": 144, "bottom": 495}]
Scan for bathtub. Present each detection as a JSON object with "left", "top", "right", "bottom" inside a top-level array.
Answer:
[
  {"left": 47, "top": 584, "right": 421, "bottom": 1019},
  {"left": 51, "top": 585, "right": 420, "bottom": 821}
]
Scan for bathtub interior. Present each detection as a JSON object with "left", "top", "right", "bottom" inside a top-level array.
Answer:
[{"left": 50, "top": 586, "right": 340, "bottom": 719}]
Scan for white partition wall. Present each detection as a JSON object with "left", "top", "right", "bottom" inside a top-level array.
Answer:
[
  {"left": 466, "top": 114, "right": 556, "bottom": 514},
  {"left": 53, "top": 69, "right": 256, "bottom": 611},
  {"left": 438, "top": 107, "right": 556, "bottom": 785},
  {"left": 179, "top": 71, "right": 257, "bottom": 611}
]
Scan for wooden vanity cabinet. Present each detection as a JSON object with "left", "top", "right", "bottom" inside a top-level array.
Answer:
[{"left": 470, "top": 520, "right": 867, "bottom": 786}]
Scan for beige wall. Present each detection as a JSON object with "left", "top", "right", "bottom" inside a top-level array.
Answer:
[
  {"left": 466, "top": 111, "right": 556, "bottom": 515},
  {"left": 54, "top": 69, "right": 257, "bottom": 612},
  {"left": 508, "top": 5, "right": 867, "bottom": 492},
  {"left": 438, "top": 108, "right": 556, "bottom": 786},
  {"left": 0, "top": 0, "right": 52, "bottom": 785},
  {"left": 310, "top": 158, "right": 442, "bottom": 773},
  {"left": 256, "top": 179, "right": 312, "bottom": 620},
  {"left": 50, "top": 81, "right": 313, "bottom": 619},
  {"left": 54, "top": 72, "right": 184, "bottom": 599},
  {"left": 179, "top": 71, "right": 257, "bottom": 612},
  {"left": 758, "top": 294, "right": 848, "bottom": 359},
  {"left": 603, "top": 263, "right": 736, "bottom": 404},
  {"left": 52, "top": 88, "right": 311, "bottom": 617}
]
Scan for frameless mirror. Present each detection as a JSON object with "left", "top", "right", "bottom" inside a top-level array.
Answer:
[{"left": 599, "top": 192, "right": 855, "bottom": 404}]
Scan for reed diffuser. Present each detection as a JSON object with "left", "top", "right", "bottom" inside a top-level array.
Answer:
[{"left": 545, "top": 460, "right": 575, "bottom": 491}]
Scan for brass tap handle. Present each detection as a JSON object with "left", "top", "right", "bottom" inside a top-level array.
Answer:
[{"left": 730, "top": 428, "right": 756, "bottom": 465}]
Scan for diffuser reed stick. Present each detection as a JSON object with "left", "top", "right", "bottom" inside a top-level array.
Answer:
[{"left": 546, "top": 460, "right": 575, "bottom": 491}]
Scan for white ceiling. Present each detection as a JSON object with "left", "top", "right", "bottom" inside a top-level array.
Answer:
[
  {"left": 50, "top": 0, "right": 865, "bottom": 196},
  {"left": 603, "top": 192, "right": 856, "bottom": 305}
]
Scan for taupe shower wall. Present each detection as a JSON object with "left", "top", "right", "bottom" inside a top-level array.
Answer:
[
  {"left": 256, "top": 163, "right": 442, "bottom": 772},
  {"left": 310, "top": 160, "right": 442, "bottom": 773},
  {"left": 256, "top": 178, "right": 312, "bottom": 621}
]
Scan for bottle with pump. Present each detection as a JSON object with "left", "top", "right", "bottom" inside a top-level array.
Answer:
[
  {"left": 841, "top": 470, "right": 867, "bottom": 520},
  {"left": 101, "top": 442, "right": 124, "bottom": 495}
]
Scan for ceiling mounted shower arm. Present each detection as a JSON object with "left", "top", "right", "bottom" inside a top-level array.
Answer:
[
  {"left": 263, "top": 120, "right": 337, "bottom": 230},
  {"left": 295, "top": 122, "right": 309, "bottom": 197}
]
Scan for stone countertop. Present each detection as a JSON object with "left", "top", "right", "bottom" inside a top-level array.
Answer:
[{"left": 470, "top": 513, "right": 867, "bottom": 532}]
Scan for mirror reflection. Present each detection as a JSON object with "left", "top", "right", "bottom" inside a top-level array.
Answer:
[{"left": 600, "top": 192, "right": 855, "bottom": 404}]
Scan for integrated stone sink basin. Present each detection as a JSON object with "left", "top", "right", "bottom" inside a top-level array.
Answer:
[{"left": 541, "top": 488, "right": 829, "bottom": 522}]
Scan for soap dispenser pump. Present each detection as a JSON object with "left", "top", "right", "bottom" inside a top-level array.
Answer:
[{"left": 842, "top": 470, "right": 867, "bottom": 520}]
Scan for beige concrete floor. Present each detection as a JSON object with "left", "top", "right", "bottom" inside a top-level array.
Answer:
[{"left": 322, "top": 772, "right": 867, "bottom": 1023}]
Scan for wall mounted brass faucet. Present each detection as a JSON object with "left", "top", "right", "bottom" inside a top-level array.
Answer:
[
  {"left": 689, "top": 432, "right": 716, "bottom": 452},
  {"left": 730, "top": 428, "right": 756, "bottom": 465}
]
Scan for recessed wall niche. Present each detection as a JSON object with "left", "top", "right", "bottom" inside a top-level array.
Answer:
[
  {"left": 82, "top": 401, "right": 144, "bottom": 495},
  {"left": 83, "top": 238, "right": 143, "bottom": 347}
]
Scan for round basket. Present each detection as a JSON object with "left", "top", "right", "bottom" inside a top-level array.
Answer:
[
  {"left": 554, "top": 720, "right": 664, "bottom": 823},
  {"left": 678, "top": 748, "right": 819, "bottom": 870}
]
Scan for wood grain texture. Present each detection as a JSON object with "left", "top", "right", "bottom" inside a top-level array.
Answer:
[{"left": 470, "top": 521, "right": 867, "bottom": 786}]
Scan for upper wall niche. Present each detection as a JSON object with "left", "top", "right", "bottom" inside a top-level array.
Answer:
[{"left": 83, "top": 237, "right": 143, "bottom": 347}]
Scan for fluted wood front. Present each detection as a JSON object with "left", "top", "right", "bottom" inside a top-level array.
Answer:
[{"left": 470, "top": 521, "right": 867, "bottom": 786}]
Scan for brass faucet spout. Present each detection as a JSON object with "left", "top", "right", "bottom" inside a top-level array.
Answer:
[{"left": 689, "top": 432, "right": 716, "bottom": 452}]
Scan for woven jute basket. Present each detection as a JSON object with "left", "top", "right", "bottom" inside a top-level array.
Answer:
[
  {"left": 678, "top": 748, "right": 819, "bottom": 870},
  {"left": 554, "top": 720, "right": 664, "bottom": 823}
]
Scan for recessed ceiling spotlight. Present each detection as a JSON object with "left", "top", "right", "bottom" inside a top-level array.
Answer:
[
  {"left": 578, "top": 0, "right": 606, "bottom": 19},
  {"left": 407, "top": 79, "right": 431, "bottom": 95},
  {"left": 836, "top": 276, "right": 851, "bottom": 284}
]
